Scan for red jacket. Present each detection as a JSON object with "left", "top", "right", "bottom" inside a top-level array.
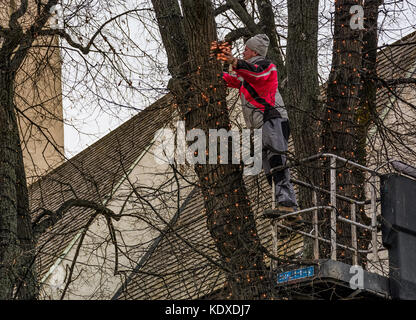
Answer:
[{"left": 223, "top": 56, "right": 287, "bottom": 125}]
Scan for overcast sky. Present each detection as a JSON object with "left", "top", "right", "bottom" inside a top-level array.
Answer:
[{"left": 62, "top": 0, "right": 416, "bottom": 158}]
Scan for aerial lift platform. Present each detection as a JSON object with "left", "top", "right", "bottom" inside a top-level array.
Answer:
[{"left": 263, "top": 154, "right": 416, "bottom": 300}]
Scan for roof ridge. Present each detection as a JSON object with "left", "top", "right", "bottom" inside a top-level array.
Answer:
[
  {"left": 382, "top": 30, "right": 416, "bottom": 48},
  {"left": 29, "top": 93, "right": 173, "bottom": 190}
]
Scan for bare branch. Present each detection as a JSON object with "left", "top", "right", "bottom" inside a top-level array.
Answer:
[
  {"left": 59, "top": 212, "right": 97, "bottom": 300},
  {"left": 32, "top": 199, "right": 120, "bottom": 238},
  {"left": 379, "top": 77, "right": 416, "bottom": 86},
  {"left": 38, "top": 9, "right": 148, "bottom": 55},
  {"left": 8, "top": 0, "right": 59, "bottom": 69},
  {"left": 224, "top": 27, "right": 252, "bottom": 43},
  {"left": 214, "top": 4, "right": 231, "bottom": 16},
  {"left": 226, "top": 0, "right": 260, "bottom": 34},
  {"left": 9, "top": 0, "right": 28, "bottom": 30}
]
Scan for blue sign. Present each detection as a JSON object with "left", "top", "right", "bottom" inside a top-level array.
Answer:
[{"left": 277, "top": 266, "right": 315, "bottom": 284}]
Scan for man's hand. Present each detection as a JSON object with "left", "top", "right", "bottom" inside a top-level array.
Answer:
[{"left": 222, "top": 53, "right": 238, "bottom": 67}]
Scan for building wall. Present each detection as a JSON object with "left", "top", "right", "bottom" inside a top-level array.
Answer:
[
  {"left": 368, "top": 85, "right": 416, "bottom": 168},
  {"left": 365, "top": 75, "right": 416, "bottom": 275},
  {"left": 40, "top": 115, "right": 196, "bottom": 299},
  {"left": 1, "top": 1, "right": 65, "bottom": 183}
]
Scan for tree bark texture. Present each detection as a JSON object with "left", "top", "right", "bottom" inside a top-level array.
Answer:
[
  {"left": 0, "top": 61, "right": 37, "bottom": 300},
  {"left": 0, "top": 0, "right": 59, "bottom": 299},
  {"left": 322, "top": 0, "right": 374, "bottom": 263},
  {"left": 285, "top": 0, "right": 321, "bottom": 258},
  {"left": 152, "top": 0, "right": 274, "bottom": 299},
  {"left": 0, "top": 69, "right": 19, "bottom": 300}
]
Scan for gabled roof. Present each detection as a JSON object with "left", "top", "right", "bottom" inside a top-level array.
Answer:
[
  {"left": 376, "top": 30, "right": 416, "bottom": 110},
  {"left": 32, "top": 30, "right": 416, "bottom": 299},
  {"left": 368, "top": 31, "right": 416, "bottom": 166},
  {"left": 377, "top": 30, "right": 416, "bottom": 78},
  {"left": 112, "top": 31, "right": 416, "bottom": 300},
  {"left": 113, "top": 175, "right": 277, "bottom": 300},
  {"left": 30, "top": 94, "right": 174, "bottom": 280}
]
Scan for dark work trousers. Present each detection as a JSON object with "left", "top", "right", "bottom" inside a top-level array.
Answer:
[{"left": 262, "top": 117, "right": 298, "bottom": 208}]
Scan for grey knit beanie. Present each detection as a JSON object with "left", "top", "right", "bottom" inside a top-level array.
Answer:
[{"left": 245, "top": 34, "right": 270, "bottom": 57}]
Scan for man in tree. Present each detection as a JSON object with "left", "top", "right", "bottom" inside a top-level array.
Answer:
[{"left": 216, "top": 34, "right": 299, "bottom": 215}]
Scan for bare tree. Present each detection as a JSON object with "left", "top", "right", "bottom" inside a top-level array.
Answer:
[
  {"left": 152, "top": 0, "right": 273, "bottom": 300},
  {"left": 0, "top": 0, "right": 161, "bottom": 300},
  {"left": 2, "top": 0, "right": 416, "bottom": 300}
]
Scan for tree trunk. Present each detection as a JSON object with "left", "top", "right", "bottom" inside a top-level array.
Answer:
[
  {"left": 0, "top": 69, "right": 19, "bottom": 300},
  {"left": 255, "top": 0, "right": 287, "bottom": 85},
  {"left": 322, "top": 0, "right": 372, "bottom": 263},
  {"left": 0, "top": 60, "right": 37, "bottom": 299},
  {"left": 152, "top": 0, "right": 273, "bottom": 299},
  {"left": 354, "top": 0, "right": 382, "bottom": 266},
  {"left": 15, "top": 140, "right": 37, "bottom": 299},
  {"left": 285, "top": 0, "right": 321, "bottom": 257}
]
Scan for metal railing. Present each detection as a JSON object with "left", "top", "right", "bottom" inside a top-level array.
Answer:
[{"left": 268, "top": 153, "right": 381, "bottom": 268}]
